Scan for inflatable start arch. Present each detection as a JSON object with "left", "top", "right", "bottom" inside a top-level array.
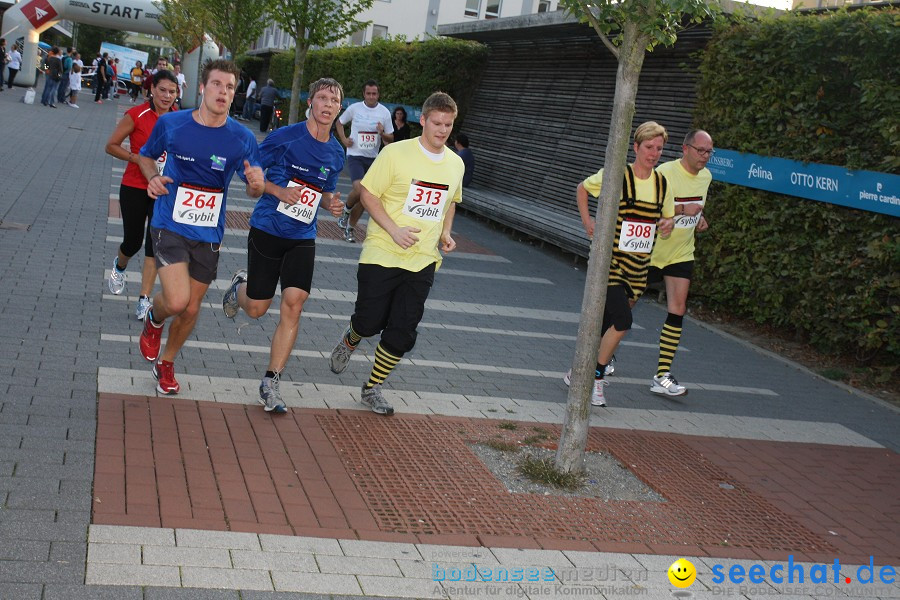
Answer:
[{"left": 1, "top": 0, "right": 217, "bottom": 107}]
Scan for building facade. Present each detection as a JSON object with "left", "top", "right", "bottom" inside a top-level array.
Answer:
[{"left": 249, "top": 0, "right": 561, "bottom": 54}]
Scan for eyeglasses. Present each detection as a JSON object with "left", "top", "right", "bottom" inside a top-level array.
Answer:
[{"left": 687, "top": 144, "right": 715, "bottom": 157}]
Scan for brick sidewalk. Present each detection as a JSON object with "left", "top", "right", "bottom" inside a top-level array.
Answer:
[{"left": 93, "top": 394, "right": 899, "bottom": 565}]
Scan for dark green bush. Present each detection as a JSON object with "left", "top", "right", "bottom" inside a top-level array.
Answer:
[
  {"left": 267, "top": 37, "right": 489, "bottom": 121},
  {"left": 694, "top": 8, "right": 899, "bottom": 364},
  {"left": 235, "top": 55, "right": 264, "bottom": 81}
]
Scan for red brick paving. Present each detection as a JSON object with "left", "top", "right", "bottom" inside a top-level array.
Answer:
[{"left": 93, "top": 393, "right": 899, "bottom": 562}]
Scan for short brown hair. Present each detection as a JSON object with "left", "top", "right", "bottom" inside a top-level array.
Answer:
[
  {"left": 633, "top": 121, "right": 668, "bottom": 145},
  {"left": 309, "top": 77, "right": 344, "bottom": 104},
  {"left": 421, "top": 91, "right": 457, "bottom": 119},
  {"left": 200, "top": 58, "right": 240, "bottom": 86}
]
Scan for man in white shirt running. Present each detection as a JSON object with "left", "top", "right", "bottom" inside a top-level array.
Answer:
[{"left": 334, "top": 79, "right": 394, "bottom": 242}]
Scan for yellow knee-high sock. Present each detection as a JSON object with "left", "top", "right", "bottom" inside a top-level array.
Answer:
[
  {"left": 365, "top": 343, "right": 402, "bottom": 389},
  {"left": 657, "top": 313, "right": 684, "bottom": 376}
]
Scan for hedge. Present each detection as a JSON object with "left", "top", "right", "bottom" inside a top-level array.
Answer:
[
  {"left": 265, "top": 36, "right": 490, "bottom": 123},
  {"left": 693, "top": 8, "right": 899, "bottom": 365}
]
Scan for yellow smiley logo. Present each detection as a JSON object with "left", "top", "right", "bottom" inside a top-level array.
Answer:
[{"left": 668, "top": 558, "right": 697, "bottom": 588}]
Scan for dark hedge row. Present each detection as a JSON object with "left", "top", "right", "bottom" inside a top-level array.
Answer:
[
  {"left": 262, "top": 37, "right": 490, "bottom": 122},
  {"left": 693, "top": 8, "right": 899, "bottom": 365}
]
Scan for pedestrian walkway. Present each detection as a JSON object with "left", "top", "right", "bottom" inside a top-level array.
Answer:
[{"left": 0, "top": 89, "right": 898, "bottom": 599}]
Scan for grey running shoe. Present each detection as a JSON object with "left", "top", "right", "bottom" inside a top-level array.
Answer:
[
  {"left": 650, "top": 372, "right": 687, "bottom": 396},
  {"left": 222, "top": 270, "right": 247, "bottom": 319},
  {"left": 135, "top": 296, "right": 152, "bottom": 321},
  {"left": 337, "top": 206, "right": 350, "bottom": 230},
  {"left": 360, "top": 384, "right": 394, "bottom": 416},
  {"left": 344, "top": 225, "right": 356, "bottom": 243},
  {"left": 259, "top": 374, "right": 287, "bottom": 414},
  {"left": 329, "top": 327, "right": 357, "bottom": 374},
  {"left": 108, "top": 257, "right": 126, "bottom": 295}
]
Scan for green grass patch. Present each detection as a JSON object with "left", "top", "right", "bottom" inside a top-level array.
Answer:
[
  {"left": 498, "top": 422, "right": 518, "bottom": 431},
  {"left": 517, "top": 456, "right": 584, "bottom": 490},
  {"left": 483, "top": 438, "right": 520, "bottom": 453}
]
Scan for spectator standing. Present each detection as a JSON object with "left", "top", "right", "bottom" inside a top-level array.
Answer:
[
  {"left": 110, "top": 58, "right": 119, "bottom": 98},
  {"left": 0, "top": 39, "right": 8, "bottom": 92},
  {"left": 392, "top": 106, "right": 410, "bottom": 141},
  {"left": 40, "top": 47, "right": 63, "bottom": 107},
  {"left": 454, "top": 133, "right": 475, "bottom": 187},
  {"left": 6, "top": 43, "right": 22, "bottom": 89},
  {"left": 241, "top": 75, "right": 257, "bottom": 121},
  {"left": 66, "top": 62, "right": 82, "bottom": 108},
  {"left": 173, "top": 64, "right": 186, "bottom": 108},
  {"left": 258, "top": 79, "right": 278, "bottom": 132},
  {"left": 94, "top": 53, "right": 108, "bottom": 103},
  {"left": 56, "top": 47, "right": 74, "bottom": 104}
]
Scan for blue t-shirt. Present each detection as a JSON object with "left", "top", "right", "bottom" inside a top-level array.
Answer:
[
  {"left": 141, "top": 110, "right": 261, "bottom": 243},
  {"left": 248, "top": 122, "right": 345, "bottom": 240}
]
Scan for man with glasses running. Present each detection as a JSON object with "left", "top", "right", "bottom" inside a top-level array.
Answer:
[{"left": 646, "top": 129, "right": 713, "bottom": 396}]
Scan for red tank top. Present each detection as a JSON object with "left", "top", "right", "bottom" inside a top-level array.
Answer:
[{"left": 121, "top": 102, "right": 173, "bottom": 189}]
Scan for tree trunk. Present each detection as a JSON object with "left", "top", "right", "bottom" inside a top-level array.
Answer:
[
  {"left": 289, "top": 42, "right": 309, "bottom": 124},
  {"left": 554, "top": 21, "right": 650, "bottom": 474}
]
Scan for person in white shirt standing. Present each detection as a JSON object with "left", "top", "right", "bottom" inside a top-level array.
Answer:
[
  {"left": 241, "top": 75, "right": 257, "bottom": 121},
  {"left": 6, "top": 43, "right": 22, "bottom": 89},
  {"left": 334, "top": 79, "right": 394, "bottom": 242},
  {"left": 173, "top": 63, "right": 186, "bottom": 108}
]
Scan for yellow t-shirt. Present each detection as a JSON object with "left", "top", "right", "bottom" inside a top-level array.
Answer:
[
  {"left": 360, "top": 138, "right": 464, "bottom": 272},
  {"left": 582, "top": 166, "right": 674, "bottom": 298},
  {"left": 651, "top": 160, "right": 712, "bottom": 268}
]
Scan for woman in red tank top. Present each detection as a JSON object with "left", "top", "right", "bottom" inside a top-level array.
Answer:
[{"left": 104, "top": 69, "right": 180, "bottom": 320}]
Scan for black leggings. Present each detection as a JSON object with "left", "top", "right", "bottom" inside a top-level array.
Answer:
[{"left": 119, "top": 184, "right": 155, "bottom": 258}]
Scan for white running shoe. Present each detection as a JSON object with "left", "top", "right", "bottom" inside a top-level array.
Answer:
[
  {"left": 107, "top": 258, "right": 126, "bottom": 295},
  {"left": 563, "top": 358, "right": 615, "bottom": 386},
  {"left": 591, "top": 379, "right": 608, "bottom": 407},
  {"left": 650, "top": 372, "right": 687, "bottom": 396},
  {"left": 135, "top": 296, "right": 152, "bottom": 321}
]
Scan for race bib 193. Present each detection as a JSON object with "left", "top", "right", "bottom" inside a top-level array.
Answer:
[
  {"left": 356, "top": 131, "right": 378, "bottom": 151},
  {"left": 403, "top": 179, "right": 449, "bottom": 222},
  {"left": 276, "top": 179, "right": 322, "bottom": 224},
  {"left": 618, "top": 218, "right": 656, "bottom": 253},
  {"left": 173, "top": 183, "right": 224, "bottom": 227}
]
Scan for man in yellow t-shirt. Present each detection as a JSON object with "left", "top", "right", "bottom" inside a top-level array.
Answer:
[
  {"left": 571, "top": 121, "right": 675, "bottom": 408},
  {"left": 647, "top": 129, "right": 713, "bottom": 396},
  {"left": 328, "top": 92, "right": 465, "bottom": 416}
]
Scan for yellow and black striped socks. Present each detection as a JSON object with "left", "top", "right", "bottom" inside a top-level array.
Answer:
[
  {"left": 365, "top": 343, "right": 402, "bottom": 389},
  {"left": 345, "top": 323, "right": 362, "bottom": 348},
  {"left": 656, "top": 313, "right": 684, "bottom": 377}
]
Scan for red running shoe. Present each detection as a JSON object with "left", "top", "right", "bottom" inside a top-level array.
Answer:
[
  {"left": 139, "top": 313, "right": 163, "bottom": 361},
  {"left": 152, "top": 360, "right": 180, "bottom": 395}
]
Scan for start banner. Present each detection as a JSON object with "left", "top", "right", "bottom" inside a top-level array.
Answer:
[{"left": 706, "top": 149, "right": 899, "bottom": 218}]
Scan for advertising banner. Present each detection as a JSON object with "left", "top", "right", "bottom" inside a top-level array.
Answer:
[
  {"left": 706, "top": 149, "right": 899, "bottom": 218},
  {"left": 99, "top": 41, "right": 149, "bottom": 74}
]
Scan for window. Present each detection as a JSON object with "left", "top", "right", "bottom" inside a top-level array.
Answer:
[
  {"left": 372, "top": 25, "right": 388, "bottom": 40},
  {"left": 350, "top": 23, "right": 366, "bottom": 46},
  {"left": 465, "top": 0, "right": 481, "bottom": 18},
  {"left": 485, "top": 0, "right": 502, "bottom": 19},
  {"left": 538, "top": 1, "right": 551, "bottom": 12}
]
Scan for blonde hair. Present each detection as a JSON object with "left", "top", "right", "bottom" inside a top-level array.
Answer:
[
  {"left": 421, "top": 91, "right": 457, "bottom": 119},
  {"left": 633, "top": 121, "right": 668, "bottom": 145}
]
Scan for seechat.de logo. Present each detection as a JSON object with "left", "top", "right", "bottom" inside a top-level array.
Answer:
[{"left": 711, "top": 556, "right": 896, "bottom": 585}]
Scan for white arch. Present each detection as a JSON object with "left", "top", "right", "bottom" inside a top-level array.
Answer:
[{"left": 2, "top": 0, "right": 217, "bottom": 107}]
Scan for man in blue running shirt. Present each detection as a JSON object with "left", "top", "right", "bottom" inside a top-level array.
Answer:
[
  {"left": 221, "top": 78, "right": 346, "bottom": 414},
  {"left": 136, "top": 59, "right": 265, "bottom": 395}
]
